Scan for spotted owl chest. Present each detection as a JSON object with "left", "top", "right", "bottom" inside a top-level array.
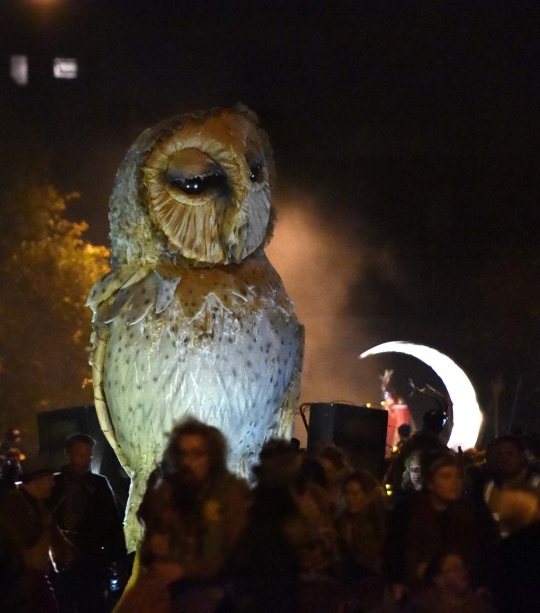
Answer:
[{"left": 98, "top": 254, "right": 300, "bottom": 466}]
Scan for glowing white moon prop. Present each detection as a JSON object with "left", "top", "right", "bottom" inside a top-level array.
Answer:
[{"left": 360, "top": 341, "right": 482, "bottom": 451}]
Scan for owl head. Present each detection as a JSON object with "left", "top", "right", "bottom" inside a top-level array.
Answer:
[{"left": 109, "top": 105, "right": 275, "bottom": 268}]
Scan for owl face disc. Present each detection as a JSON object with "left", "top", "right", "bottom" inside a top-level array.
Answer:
[{"left": 142, "top": 110, "right": 272, "bottom": 265}]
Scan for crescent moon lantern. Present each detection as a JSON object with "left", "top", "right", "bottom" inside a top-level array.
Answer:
[{"left": 360, "top": 341, "right": 482, "bottom": 451}]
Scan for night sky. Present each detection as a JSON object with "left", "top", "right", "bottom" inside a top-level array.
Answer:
[{"left": 1, "top": 0, "right": 540, "bottom": 439}]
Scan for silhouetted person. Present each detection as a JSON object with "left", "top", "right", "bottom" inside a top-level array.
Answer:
[
  {"left": 318, "top": 445, "right": 350, "bottom": 519},
  {"left": 395, "top": 423, "right": 413, "bottom": 453},
  {"left": 385, "top": 408, "right": 448, "bottom": 498},
  {"left": 0, "top": 447, "right": 23, "bottom": 498},
  {"left": 0, "top": 427, "right": 23, "bottom": 456},
  {"left": 496, "top": 487, "right": 540, "bottom": 612},
  {"left": 224, "top": 439, "right": 301, "bottom": 613},
  {"left": 50, "top": 434, "right": 126, "bottom": 613},
  {"left": 0, "top": 456, "right": 72, "bottom": 613},
  {"left": 483, "top": 435, "right": 540, "bottom": 533},
  {"left": 335, "top": 470, "right": 385, "bottom": 611}
]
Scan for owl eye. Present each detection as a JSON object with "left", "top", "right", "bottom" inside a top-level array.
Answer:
[
  {"left": 165, "top": 170, "right": 227, "bottom": 196},
  {"left": 249, "top": 163, "right": 263, "bottom": 183}
]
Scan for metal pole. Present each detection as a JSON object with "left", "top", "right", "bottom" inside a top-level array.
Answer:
[{"left": 508, "top": 374, "right": 524, "bottom": 434}]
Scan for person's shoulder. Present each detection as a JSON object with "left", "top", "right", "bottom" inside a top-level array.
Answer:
[
  {"left": 224, "top": 473, "right": 250, "bottom": 498},
  {"left": 88, "top": 470, "right": 108, "bottom": 481},
  {"left": 88, "top": 471, "right": 113, "bottom": 488},
  {"left": 223, "top": 471, "right": 246, "bottom": 488},
  {"left": 220, "top": 473, "right": 251, "bottom": 511}
]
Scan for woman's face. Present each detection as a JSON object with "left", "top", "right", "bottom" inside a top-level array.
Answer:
[
  {"left": 344, "top": 480, "right": 374, "bottom": 514},
  {"left": 427, "top": 465, "right": 463, "bottom": 504},
  {"left": 177, "top": 434, "right": 210, "bottom": 481},
  {"left": 409, "top": 458, "right": 423, "bottom": 491}
]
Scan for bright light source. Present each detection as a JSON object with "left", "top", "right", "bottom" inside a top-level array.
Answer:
[
  {"left": 10, "top": 55, "right": 28, "bottom": 85},
  {"left": 360, "top": 341, "right": 482, "bottom": 451},
  {"left": 53, "top": 58, "right": 78, "bottom": 79}
]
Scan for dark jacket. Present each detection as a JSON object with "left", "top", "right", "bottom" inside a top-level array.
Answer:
[
  {"left": 335, "top": 507, "right": 385, "bottom": 578},
  {"left": 498, "top": 520, "right": 540, "bottom": 613},
  {"left": 50, "top": 466, "right": 126, "bottom": 566},
  {"left": 384, "top": 492, "right": 499, "bottom": 590}
]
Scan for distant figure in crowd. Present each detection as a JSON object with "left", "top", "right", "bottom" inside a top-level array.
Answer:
[
  {"left": 483, "top": 435, "right": 540, "bottom": 530},
  {"left": 385, "top": 408, "right": 447, "bottom": 498},
  {"left": 496, "top": 487, "right": 540, "bottom": 612},
  {"left": 118, "top": 418, "right": 250, "bottom": 613},
  {"left": 287, "top": 457, "right": 339, "bottom": 613},
  {"left": 402, "top": 451, "right": 423, "bottom": 493},
  {"left": 0, "top": 427, "right": 24, "bottom": 457},
  {"left": 50, "top": 433, "right": 126, "bottom": 613},
  {"left": 463, "top": 446, "right": 491, "bottom": 507},
  {"left": 385, "top": 451, "right": 499, "bottom": 603},
  {"left": 394, "top": 423, "right": 413, "bottom": 454},
  {"left": 335, "top": 470, "right": 385, "bottom": 611},
  {"left": 0, "top": 447, "right": 23, "bottom": 498},
  {"left": 318, "top": 445, "right": 350, "bottom": 518},
  {"left": 403, "top": 551, "right": 495, "bottom": 613},
  {"left": 0, "top": 455, "right": 73, "bottom": 613},
  {"left": 224, "top": 438, "right": 301, "bottom": 613}
]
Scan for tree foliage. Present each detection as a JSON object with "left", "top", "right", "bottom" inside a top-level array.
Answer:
[{"left": 0, "top": 155, "right": 109, "bottom": 451}]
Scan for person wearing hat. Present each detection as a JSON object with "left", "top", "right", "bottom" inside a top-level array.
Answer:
[{"left": 0, "top": 455, "right": 73, "bottom": 613}]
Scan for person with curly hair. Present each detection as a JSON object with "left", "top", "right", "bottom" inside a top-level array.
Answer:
[{"left": 117, "top": 418, "right": 250, "bottom": 613}]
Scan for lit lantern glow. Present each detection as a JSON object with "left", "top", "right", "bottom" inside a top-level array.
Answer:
[
  {"left": 360, "top": 341, "right": 482, "bottom": 451},
  {"left": 10, "top": 55, "right": 28, "bottom": 86},
  {"left": 53, "top": 58, "right": 78, "bottom": 79}
]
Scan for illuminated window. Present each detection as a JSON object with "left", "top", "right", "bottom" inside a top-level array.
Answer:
[
  {"left": 10, "top": 55, "right": 28, "bottom": 85},
  {"left": 53, "top": 58, "right": 78, "bottom": 79}
]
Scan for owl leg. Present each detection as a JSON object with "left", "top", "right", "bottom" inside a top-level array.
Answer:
[{"left": 122, "top": 471, "right": 151, "bottom": 553}]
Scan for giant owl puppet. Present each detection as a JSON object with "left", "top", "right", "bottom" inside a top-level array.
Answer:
[{"left": 87, "top": 106, "right": 304, "bottom": 550}]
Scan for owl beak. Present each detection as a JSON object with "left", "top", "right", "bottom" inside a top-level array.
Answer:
[{"left": 231, "top": 223, "right": 248, "bottom": 261}]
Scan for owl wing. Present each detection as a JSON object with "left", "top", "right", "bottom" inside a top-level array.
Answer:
[
  {"left": 277, "top": 322, "right": 305, "bottom": 438},
  {"left": 89, "top": 323, "right": 132, "bottom": 471},
  {"left": 87, "top": 263, "right": 181, "bottom": 473}
]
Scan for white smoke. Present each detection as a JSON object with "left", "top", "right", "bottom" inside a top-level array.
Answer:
[{"left": 266, "top": 192, "right": 385, "bottom": 444}]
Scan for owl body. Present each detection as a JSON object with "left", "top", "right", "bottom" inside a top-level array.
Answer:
[{"left": 88, "top": 107, "right": 303, "bottom": 550}]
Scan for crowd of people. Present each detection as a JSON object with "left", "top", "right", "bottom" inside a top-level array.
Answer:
[{"left": 1, "top": 415, "right": 540, "bottom": 613}]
